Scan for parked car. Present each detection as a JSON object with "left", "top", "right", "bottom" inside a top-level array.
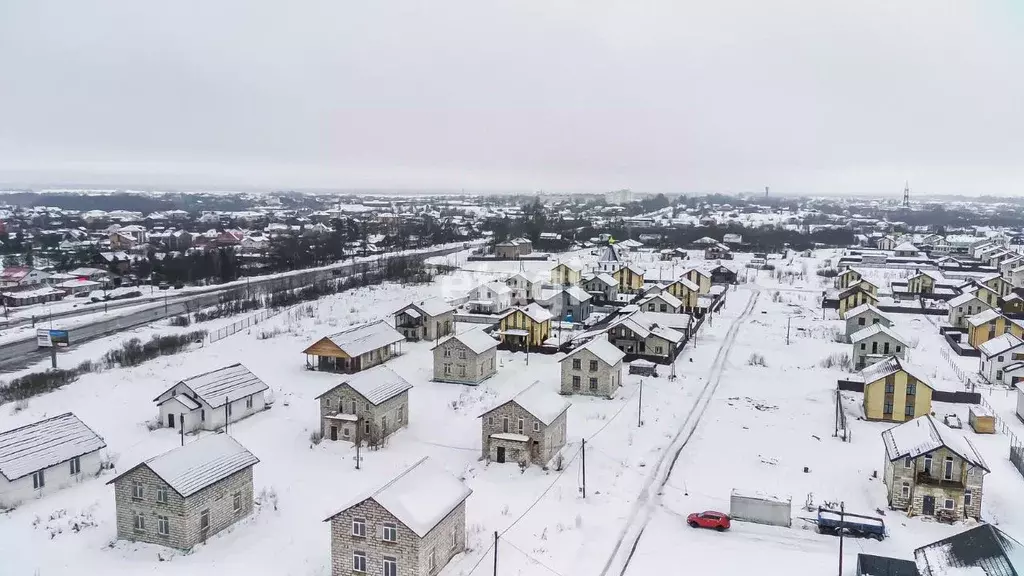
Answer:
[
  {"left": 158, "top": 282, "right": 170, "bottom": 290},
  {"left": 687, "top": 511, "right": 730, "bottom": 531}
]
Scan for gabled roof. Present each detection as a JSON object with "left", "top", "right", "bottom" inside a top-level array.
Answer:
[
  {"left": 584, "top": 272, "right": 616, "bottom": 287},
  {"left": 911, "top": 269, "right": 945, "bottom": 282},
  {"left": 502, "top": 303, "right": 553, "bottom": 324},
  {"left": 683, "top": 267, "right": 711, "bottom": 279},
  {"left": 108, "top": 433, "right": 258, "bottom": 498},
  {"left": 607, "top": 312, "right": 686, "bottom": 344},
  {"left": 433, "top": 330, "right": 498, "bottom": 355},
  {"left": 850, "top": 323, "right": 907, "bottom": 345},
  {"left": 882, "top": 415, "right": 988, "bottom": 472},
  {"left": 967, "top": 309, "right": 1004, "bottom": 327},
  {"left": 845, "top": 303, "right": 891, "bottom": 323},
  {"left": 482, "top": 381, "right": 570, "bottom": 425},
  {"left": 638, "top": 291, "right": 683, "bottom": 309},
  {"left": 563, "top": 285, "right": 593, "bottom": 303},
  {"left": 858, "top": 356, "right": 931, "bottom": 390},
  {"left": 893, "top": 242, "right": 920, "bottom": 252},
  {"left": 0, "top": 413, "right": 107, "bottom": 481},
  {"left": 323, "top": 457, "right": 472, "bottom": 538},
  {"left": 561, "top": 338, "right": 625, "bottom": 367},
  {"left": 156, "top": 363, "right": 268, "bottom": 409},
  {"left": 979, "top": 333, "right": 1024, "bottom": 359},
  {"left": 317, "top": 365, "right": 413, "bottom": 405},
  {"left": 668, "top": 278, "right": 700, "bottom": 293},
  {"left": 838, "top": 284, "right": 879, "bottom": 301},
  {"left": 308, "top": 321, "right": 405, "bottom": 358},
  {"left": 396, "top": 298, "right": 454, "bottom": 318},
  {"left": 614, "top": 264, "right": 645, "bottom": 277},
  {"left": 915, "top": 524, "right": 1024, "bottom": 576},
  {"left": 599, "top": 244, "right": 622, "bottom": 262},
  {"left": 948, "top": 292, "right": 988, "bottom": 308}
]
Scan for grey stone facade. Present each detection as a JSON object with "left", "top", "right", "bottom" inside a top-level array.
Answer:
[
  {"left": 582, "top": 275, "right": 617, "bottom": 304},
  {"left": 884, "top": 447, "right": 984, "bottom": 520},
  {"left": 328, "top": 498, "right": 467, "bottom": 576},
  {"left": 845, "top": 309, "right": 892, "bottom": 340},
  {"left": 480, "top": 403, "right": 567, "bottom": 466},
  {"left": 112, "top": 465, "right": 254, "bottom": 550},
  {"left": 853, "top": 332, "right": 906, "bottom": 369},
  {"left": 433, "top": 340, "right": 496, "bottom": 385},
  {"left": 560, "top": 348, "right": 622, "bottom": 397},
  {"left": 319, "top": 385, "right": 409, "bottom": 445},
  {"left": 394, "top": 307, "right": 454, "bottom": 342}
]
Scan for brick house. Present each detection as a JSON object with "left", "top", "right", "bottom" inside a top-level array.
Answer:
[
  {"left": 559, "top": 338, "right": 625, "bottom": 397},
  {"left": 393, "top": 299, "right": 455, "bottom": 342},
  {"left": 107, "top": 434, "right": 259, "bottom": 550},
  {"left": 479, "top": 381, "right": 570, "bottom": 466},
  {"left": 881, "top": 415, "right": 988, "bottom": 521},
  {"left": 324, "top": 456, "right": 471, "bottom": 576},
  {"left": 316, "top": 365, "right": 412, "bottom": 445},
  {"left": 432, "top": 330, "right": 498, "bottom": 385}
]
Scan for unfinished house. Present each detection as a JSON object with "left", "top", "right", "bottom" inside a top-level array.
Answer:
[
  {"left": 316, "top": 365, "right": 412, "bottom": 444},
  {"left": 108, "top": 434, "right": 259, "bottom": 550},
  {"left": 324, "top": 457, "right": 471, "bottom": 576},
  {"left": 432, "top": 330, "right": 498, "bottom": 385},
  {"left": 881, "top": 415, "right": 988, "bottom": 521},
  {"left": 946, "top": 292, "right": 993, "bottom": 330},
  {"left": 479, "top": 381, "right": 570, "bottom": 466},
  {"left": 605, "top": 311, "right": 685, "bottom": 362},
  {"left": 393, "top": 298, "right": 455, "bottom": 342},
  {"left": 303, "top": 320, "right": 405, "bottom": 373},
  {"left": 850, "top": 323, "right": 907, "bottom": 369},
  {"left": 154, "top": 363, "right": 269, "bottom": 432},
  {"left": 0, "top": 413, "right": 107, "bottom": 508},
  {"left": 559, "top": 338, "right": 625, "bottom": 397}
]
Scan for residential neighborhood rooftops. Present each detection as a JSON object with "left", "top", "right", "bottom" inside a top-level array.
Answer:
[
  {"left": 849, "top": 323, "right": 906, "bottom": 345},
  {"left": 318, "top": 365, "right": 412, "bottom": 405},
  {"left": 0, "top": 413, "right": 107, "bottom": 482},
  {"left": 979, "top": 333, "right": 1024, "bottom": 359},
  {"left": 562, "top": 338, "right": 625, "bottom": 367},
  {"left": 434, "top": 330, "right": 498, "bottom": 355},
  {"left": 158, "top": 363, "right": 268, "bottom": 408},
  {"left": 882, "top": 414, "right": 988, "bottom": 471},
  {"left": 309, "top": 321, "right": 405, "bottom": 358},
  {"left": 109, "top": 433, "right": 258, "bottom": 498},
  {"left": 324, "top": 456, "right": 472, "bottom": 538}
]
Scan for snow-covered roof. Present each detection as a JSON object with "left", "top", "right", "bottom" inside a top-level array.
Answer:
[
  {"left": 845, "top": 303, "right": 891, "bottom": 323},
  {"left": 159, "top": 394, "right": 202, "bottom": 411},
  {"left": 110, "top": 433, "right": 258, "bottom": 498},
  {"left": 585, "top": 272, "right": 616, "bottom": 287},
  {"left": 858, "top": 356, "right": 931, "bottom": 390},
  {"left": 850, "top": 323, "right": 907, "bottom": 345},
  {"left": 159, "top": 363, "right": 268, "bottom": 408},
  {"left": 482, "top": 381, "right": 570, "bottom": 425},
  {"left": 638, "top": 291, "right": 683, "bottom": 309},
  {"left": 0, "top": 413, "right": 106, "bottom": 481},
  {"left": 599, "top": 245, "right": 622, "bottom": 262},
  {"left": 316, "top": 321, "right": 405, "bottom": 357},
  {"left": 608, "top": 312, "right": 686, "bottom": 344},
  {"left": 319, "top": 365, "right": 413, "bottom": 405},
  {"left": 978, "top": 333, "right": 1024, "bottom": 359},
  {"left": 948, "top": 292, "right": 987, "bottom": 308},
  {"left": 914, "top": 524, "right": 1024, "bottom": 576},
  {"left": 504, "top": 303, "right": 554, "bottom": 324},
  {"left": 563, "top": 285, "right": 592, "bottom": 303},
  {"left": 562, "top": 338, "right": 625, "bottom": 367},
  {"left": 669, "top": 278, "right": 700, "bottom": 292},
  {"left": 882, "top": 415, "right": 988, "bottom": 472},
  {"left": 893, "top": 242, "right": 920, "bottom": 252},
  {"left": 967, "top": 309, "right": 1003, "bottom": 327},
  {"left": 435, "top": 330, "right": 498, "bottom": 355},
  {"left": 397, "top": 298, "right": 454, "bottom": 318},
  {"left": 324, "top": 456, "right": 472, "bottom": 538}
]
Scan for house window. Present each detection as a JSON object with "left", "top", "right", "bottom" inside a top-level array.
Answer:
[
  {"left": 246, "top": 396, "right": 254, "bottom": 409},
  {"left": 382, "top": 523, "right": 398, "bottom": 542},
  {"left": 999, "top": 355, "right": 1005, "bottom": 362},
  {"left": 572, "top": 375, "right": 581, "bottom": 390},
  {"left": 589, "top": 360, "right": 599, "bottom": 372},
  {"left": 883, "top": 401, "right": 893, "bottom": 414},
  {"left": 458, "top": 349, "right": 466, "bottom": 359},
  {"left": 589, "top": 378, "right": 598, "bottom": 391},
  {"left": 459, "top": 365, "right": 466, "bottom": 377},
  {"left": 326, "top": 398, "right": 331, "bottom": 408},
  {"left": 428, "top": 547, "right": 437, "bottom": 572},
  {"left": 654, "top": 346, "right": 663, "bottom": 355},
  {"left": 158, "top": 515, "right": 169, "bottom": 536},
  {"left": 444, "top": 363, "right": 452, "bottom": 375},
  {"left": 351, "top": 400, "right": 357, "bottom": 413},
  {"left": 364, "top": 420, "right": 370, "bottom": 435},
  {"left": 572, "top": 359, "right": 582, "bottom": 370},
  {"left": 201, "top": 409, "right": 206, "bottom": 421},
  {"left": 157, "top": 486, "right": 168, "bottom": 503},
  {"left": 353, "top": 551, "right": 367, "bottom": 573},
  {"left": 383, "top": 557, "right": 397, "bottom": 576},
  {"left": 502, "top": 417, "right": 509, "bottom": 433},
  {"left": 233, "top": 491, "right": 242, "bottom": 512},
  {"left": 895, "top": 345, "right": 902, "bottom": 353},
  {"left": 398, "top": 405, "right": 404, "bottom": 424},
  {"left": 905, "top": 404, "right": 914, "bottom": 417},
  {"left": 885, "top": 381, "right": 895, "bottom": 393},
  {"left": 901, "top": 482, "right": 910, "bottom": 498},
  {"left": 32, "top": 470, "right": 45, "bottom": 489},
  {"left": 858, "top": 317, "right": 866, "bottom": 326},
  {"left": 907, "top": 382, "right": 916, "bottom": 395},
  {"left": 860, "top": 343, "right": 866, "bottom": 350},
  {"left": 487, "top": 416, "right": 493, "bottom": 426},
  {"left": 132, "top": 481, "right": 144, "bottom": 500},
  {"left": 450, "top": 527, "right": 458, "bottom": 550},
  {"left": 352, "top": 518, "right": 366, "bottom": 537},
  {"left": 444, "top": 348, "right": 451, "bottom": 358},
  {"left": 533, "top": 422, "right": 540, "bottom": 432},
  {"left": 69, "top": 457, "right": 80, "bottom": 475},
  {"left": 965, "top": 489, "right": 972, "bottom": 507},
  {"left": 924, "top": 455, "right": 932, "bottom": 474},
  {"left": 517, "top": 418, "right": 524, "bottom": 434},
  {"left": 944, "top": 499, "right": 955, "bottom": 510},
  {"left": 944, "top": 457, "right": 954, "bottom": 480}
]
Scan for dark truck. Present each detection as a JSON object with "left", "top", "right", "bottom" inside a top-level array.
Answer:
[{"left": 816, "top": 507, "right": 885, "bottom": 540}]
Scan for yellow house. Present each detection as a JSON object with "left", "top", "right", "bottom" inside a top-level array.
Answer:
[
  {"left": 838, "top": 285, "right": 879, "bottom": 318},
  {"left": 852, "top": 279, "right": 879, "bottom": 297},
  {"left": 834, "top": 268, "right": 862, "bottom": 290},
  {"left": 498, "top": 303, "right": 553, "bottom": 348},
  {"left": 682, "top": 269, "right": 712, "bottom": 294},
  {"left": 906, "top": 270, "right": 942, "bottom": 294},
  {"left": 974, "top": 284, "right": 1001, "bottom": 308},
  {"left": 550, "top": 263, "right": 582, "bottom": 286},
  {"left": 612, "top": 265, "right": 645, "bottom": 294},
  {"left": 966, "top": 309, "right": 1024, "bottom": 349},
  {"left": 861, "top": 356, "right": 933, "bottom": 422},
  {"left": 664, "top": 278, "right": 700, "bottom": 310}
]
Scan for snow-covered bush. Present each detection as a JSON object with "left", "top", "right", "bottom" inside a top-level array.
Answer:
[
  {"left": 169, "top": 315, "right": 191, "bottom": 327},
  {"left": 747, "top": 353, "right": 767, "bottom": 367},
  {"left": 256, "top": 487, "right": 279, "bottom": 511},
  {"left": 819, "top": 352, "right": 852, "bottom": 371},
  {"left": 308, "top": 430, "right": 324, "bottom": 446},
  {"left": 11, "top": 399, "right": 29, "bottom": 414}
]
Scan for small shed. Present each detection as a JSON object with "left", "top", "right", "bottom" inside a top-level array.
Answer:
[
  {"left": 629, "top": 359, "right": 657, "bottom": 377},
  {"left": 968, "top": 406, "right": 996, "bottom": 434},
  {"left": 729, "top": 490, "right": 792, "bottom": 527},
  {"left": 855, "top": 554, "right": 918, "bottom": 576}
]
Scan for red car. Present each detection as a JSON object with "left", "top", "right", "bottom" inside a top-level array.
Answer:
[{"left": 687, "top": 511, "right": 731, "bottom": 531}]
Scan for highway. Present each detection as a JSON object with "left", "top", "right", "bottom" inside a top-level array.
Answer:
[{"left": 0, "top": 242, "right": 476, "bottom": 372}]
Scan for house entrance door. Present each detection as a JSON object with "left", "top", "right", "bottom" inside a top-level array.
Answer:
[
  {"left": 168, "top": 413, "right": 175, "bottom": 428},
  {"left": 922, "top": 496, "right": 935, "bottom": 516},
  {"left": 496, "top": 447, "right": 506, "bottom": 463},
  {"left": 330, "top": 426, "right": 338, "bottom": 441}
]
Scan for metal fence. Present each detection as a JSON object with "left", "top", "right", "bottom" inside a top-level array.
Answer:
[
  {"left": 208, "top": 308, "right": 283, "bottom": 343},
  {"left": 939, "top": 347, "right": 974, "bottom": 390}
]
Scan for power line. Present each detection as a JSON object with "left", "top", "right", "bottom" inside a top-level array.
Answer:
[
  {"left": 499, "top": 445, "right": 583, "bottom": 538},
  {"left": 502, "top": 538, "right": 568, "bottom": 576},
  {"left": 464, "top": 542, "right": 495, "bottom": 575}
]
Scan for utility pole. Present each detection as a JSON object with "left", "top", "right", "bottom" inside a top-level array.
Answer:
[
  {"left": 224, "top": 396, "right": 229, "bottom": 434},
  {"left": 355, "top": 419, "right": 362, "bottom": 470},
  {"left": 787, "top": 316, "right": 791, "bottom": 345},
  {"left": 838, "top": 502, "right": 845, "bottom": 576},
  {"left": 581, "top": 438, "right": 587, "bottom": 499},
  {"left": 493, "top": 531, "right": 499, "bottom": 576},
  {"left": 637, "top": 379, "right": 643, "bottom": 427},
  {"left": 180, "top": 414, "right": 185, "bottom": 446}
]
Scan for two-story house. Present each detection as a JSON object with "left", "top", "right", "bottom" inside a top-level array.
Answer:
[
  {"left": 613, "top": 264, "right": 645, "bottom": 294},
  {"left": 637, "top": 292, "right": 683, "bottom": 314},
  {"left": 466, "top": 282, "right": 512, "bottom": 314},
  {"left": 681, "top": 268, "right": 713, "bottom": 294},
  {"left": 906, "top": 270, "right": 944, "bottom": 294},
  {"left": 505, "top": 272, "right": 544, "bottom": 305},
  {"left": 315, "top": 366, "right": 412, "bottom": 445},
  {"left": 153, "top": 363, "right": 269, "bottom": 433},
  {"left": 550, "top": 262, "right": 583, "bottom": 286},
  {"left": 834, "top": 268, "right": 863, "bottom": 290},
  {"left": 108, "top": 434, "right": 259, "bottom": 550},
  {"left": 859, "top": 356, "right": 934, "bottom": 422},
  {"left": 851, "top": 324, "right": 908, "bottom": 369},
  {"left": 497, "top": 303, "right": 553, "bottom": 349},
  {"left": 432, "top": 330, "right": 498, "bottom": 385},
  {"left": 664, "top": 278, "right": 700, "bottom": 312},
  {"left": 978, "top": 333, "right": 1024, "bottom": 384},
  {"left": 882, "top": 415, "right": 988, "bottom": 521},
  {"left": 324, "top": 457, "right": 471, "bottom": 576},
  {"left": 582, "top": 272, "right": 618, "bottom": 305},
  {"left": 393, "top": 299, "right": 455, "bottom": 342},
  {"left": 844, "top": 303, "right": 893, "bottom": 341},
  {"left": 605, "top": 311, "right": 685, "bottom": 361},
  {"left": 559, "top": 338, "right": 625, "bottom": 397},
  {"left": 967, "top": 309, "right": 1024, "bottom": 349},
  {"left": 947, "top": 292, "right": 993, "bottom": 330},
  {"left": 838, "top": 284, "right": 880, "bottom": 319},
  {"left": 479, "top": 381, "right": 570, "bottom": 466},
  {"left": 536, "top": 286, "right": 593, "bottom": 323}
]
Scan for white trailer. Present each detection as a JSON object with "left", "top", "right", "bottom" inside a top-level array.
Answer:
[{"left": 729, "top": 489, "right": 792, "bottom": 528}]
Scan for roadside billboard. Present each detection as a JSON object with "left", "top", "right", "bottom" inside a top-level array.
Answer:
[{"left": 37, "top": 328, "right": 70, "bottom": 348}]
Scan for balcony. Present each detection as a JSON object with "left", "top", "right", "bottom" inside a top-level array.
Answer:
[{"left": 916, "top": 471, "right": 963, "bottom": 489}]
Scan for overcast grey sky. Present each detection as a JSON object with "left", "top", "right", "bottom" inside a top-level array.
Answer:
[{"left": 1, "top": 0, "right": 1022, "bottom": 195}]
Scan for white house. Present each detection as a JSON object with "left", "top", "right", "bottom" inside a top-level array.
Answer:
[
  {"left": 851, "top": 324, "right": 908, "bottom": 369},
  {"left": 893, "top": 242, "right": 921, "bottom": 257},
  {"left": 154, "top": 363, "right": 269, "bottom": 433},
  {"left": 637, "top": 292, "right": 683, "bottom": 314},
  {"left": 844, "top": 303, "right": 893, "bottom": 340},
  {"left": 505, "top": 272, "right": 543, "bottom": 305},
  {"left": 467, "top": 281, "right": 512, "bottom": 314},
  {"left": 947, "top": 292, "right": 993, "bottom": 330},
  {"left": 979, "top": 333, "right": 1024, "bottom": 385},
  {"left": 0, "top": 413, "right": 107, "bottom": 508}
]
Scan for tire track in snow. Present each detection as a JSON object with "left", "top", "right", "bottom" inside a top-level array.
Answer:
[{"left": 598, "top": 289, "right": 761, "bottom": 576}]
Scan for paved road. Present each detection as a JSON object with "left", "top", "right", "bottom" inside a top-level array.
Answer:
[{"left": 0, "top": 243, "right": 474, "bottom": 372}]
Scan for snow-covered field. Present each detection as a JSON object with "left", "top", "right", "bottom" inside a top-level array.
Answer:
[{"left": 2, "top": 248, "right": 1023, "bottom": 576}]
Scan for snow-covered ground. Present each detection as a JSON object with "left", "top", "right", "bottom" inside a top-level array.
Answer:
[{"left": 2, "top": 248, "right": 1023, "bottom": 576}]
